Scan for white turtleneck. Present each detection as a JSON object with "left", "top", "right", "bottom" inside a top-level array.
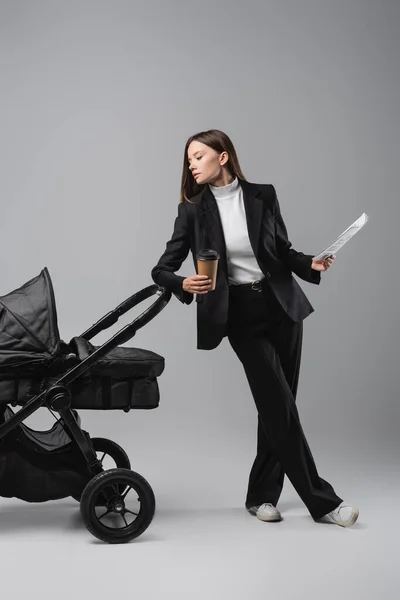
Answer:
[{"left": 208, "top": 177, "right": 264, "bottom": 285}]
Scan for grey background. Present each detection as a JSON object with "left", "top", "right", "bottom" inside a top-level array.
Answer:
[{"left": 0, "top": 1, "right": 398, "bottom": 598}]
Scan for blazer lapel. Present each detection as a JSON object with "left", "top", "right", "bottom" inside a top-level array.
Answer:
[
  {"left": 198, "top": 178, "right": 264, "bottom": 278},
  {"left": 239, "top": 178, "right": 264, "bottom": 258}
]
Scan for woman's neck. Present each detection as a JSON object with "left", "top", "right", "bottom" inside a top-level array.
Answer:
[{"left": 208, "top": 172, "right": 235, "bottom": 187}]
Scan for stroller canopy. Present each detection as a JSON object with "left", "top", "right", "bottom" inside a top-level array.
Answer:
[{"left": 0, "top": 268, "right": 60, "bottom": 371}]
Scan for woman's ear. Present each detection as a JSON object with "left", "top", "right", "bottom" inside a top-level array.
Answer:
[{"left": 219, "top": 151, "right": 229, "bottom": 166}]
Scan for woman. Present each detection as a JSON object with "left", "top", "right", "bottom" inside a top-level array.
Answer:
[{"left": 151, "top": 129, "right": 359, "bottom": 527}]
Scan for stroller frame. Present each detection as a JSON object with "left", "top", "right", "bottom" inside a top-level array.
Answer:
[{"left": 0, "top": 281, "right": 171, "bottom": 541}]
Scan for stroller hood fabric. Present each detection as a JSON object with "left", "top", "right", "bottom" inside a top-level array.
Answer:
[{"left": 0, "top": 268, "right": 60, "bottom": 372}]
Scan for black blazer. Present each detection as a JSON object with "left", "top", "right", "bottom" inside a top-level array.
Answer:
[{"left": 151, "top": 178, "right": 321, "bottom": 350}]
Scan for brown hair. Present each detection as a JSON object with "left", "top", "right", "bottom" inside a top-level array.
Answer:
[{"left": 179, "top": 129, "right": 247, "bottom": 204}]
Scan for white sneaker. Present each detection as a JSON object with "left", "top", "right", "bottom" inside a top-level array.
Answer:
[
  {"left": 247, "top": 503, "right": 282, "bottom": 522},
  {"left": 325, "top": 502, "right": 359, "bottom": 527}
]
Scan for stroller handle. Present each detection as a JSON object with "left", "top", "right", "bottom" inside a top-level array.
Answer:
[
  {"left": 59, "top": 284, "right": 171, "bottom": 387},
  {"left": 80, "top": 284, "right": 171, "bottom": 341}
]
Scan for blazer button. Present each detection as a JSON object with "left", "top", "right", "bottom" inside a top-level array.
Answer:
[{"left": 266, "top": 272, "right": 271, "bottom": 278}]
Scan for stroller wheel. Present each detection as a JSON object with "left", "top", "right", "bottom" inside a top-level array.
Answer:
[
  {"left": 72, "top": 437, "right": 131, "bottom": 501},
  {"left": 80, "top": 468, "right": 155, "bottom": 544},
  {"left": 90, "top": 437, "right": 131, "bottom": 470}
]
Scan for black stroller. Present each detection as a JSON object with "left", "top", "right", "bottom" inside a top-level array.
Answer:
[{"left": 0, "top": 268, "right": 171, "bottom": 543}]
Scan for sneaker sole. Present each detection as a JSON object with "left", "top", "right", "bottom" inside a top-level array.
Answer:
[
  {"left": 334, "top": 508, "right": 359, "bottom": 527},
  {"left": 256, "top": 514, "right": 282, "bottom": 522},
  {"left": 246, "top": 508, "right": 282, "bottom": 522}
]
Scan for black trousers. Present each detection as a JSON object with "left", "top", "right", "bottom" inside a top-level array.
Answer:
[{"left": 226, "top": 278, "right": 342, "bottom": 520}]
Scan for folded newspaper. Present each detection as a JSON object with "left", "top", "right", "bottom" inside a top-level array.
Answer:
[{"left": 313, "top": 213, "right": 369, "bottom": 261}]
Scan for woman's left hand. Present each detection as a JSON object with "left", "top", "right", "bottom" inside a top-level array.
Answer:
[{"left": 311, "top": 255, "right": 336, "bottom": 272}]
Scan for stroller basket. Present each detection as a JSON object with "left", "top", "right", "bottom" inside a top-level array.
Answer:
[
  {"left": 0, "top": 337, "right": 165, "bottom": 411},
  {"left": 68, "top": 337, "right": 164, "bottom": 411}
]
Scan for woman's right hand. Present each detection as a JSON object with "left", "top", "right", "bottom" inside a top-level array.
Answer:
[{"left": 183, "top": 275, "right": 212, "bottom": 294}]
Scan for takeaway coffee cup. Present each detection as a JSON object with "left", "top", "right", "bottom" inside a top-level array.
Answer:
[{"left": 196, "top": 249, "right": 220, "bottom": 291}]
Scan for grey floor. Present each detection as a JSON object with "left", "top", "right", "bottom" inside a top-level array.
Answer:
[{"left": 0, "top": 466, "right": 397, "bottom": 600}]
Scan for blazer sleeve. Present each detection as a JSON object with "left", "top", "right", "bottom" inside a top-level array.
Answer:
[
  {"left": 272, "top": 185, "right": 321, "bottom": 285},
  {"left": 151, "top": 202, "right": 194, "bottom": 304}
]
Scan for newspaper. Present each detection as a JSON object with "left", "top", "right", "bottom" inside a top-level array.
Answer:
[{"left": 313, "top": 213, "right": 369, "bottom": 261}]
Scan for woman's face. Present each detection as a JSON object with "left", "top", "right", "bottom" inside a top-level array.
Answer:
[{"left": 187, "top": 141, "right": 228, "bottom": 185}]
